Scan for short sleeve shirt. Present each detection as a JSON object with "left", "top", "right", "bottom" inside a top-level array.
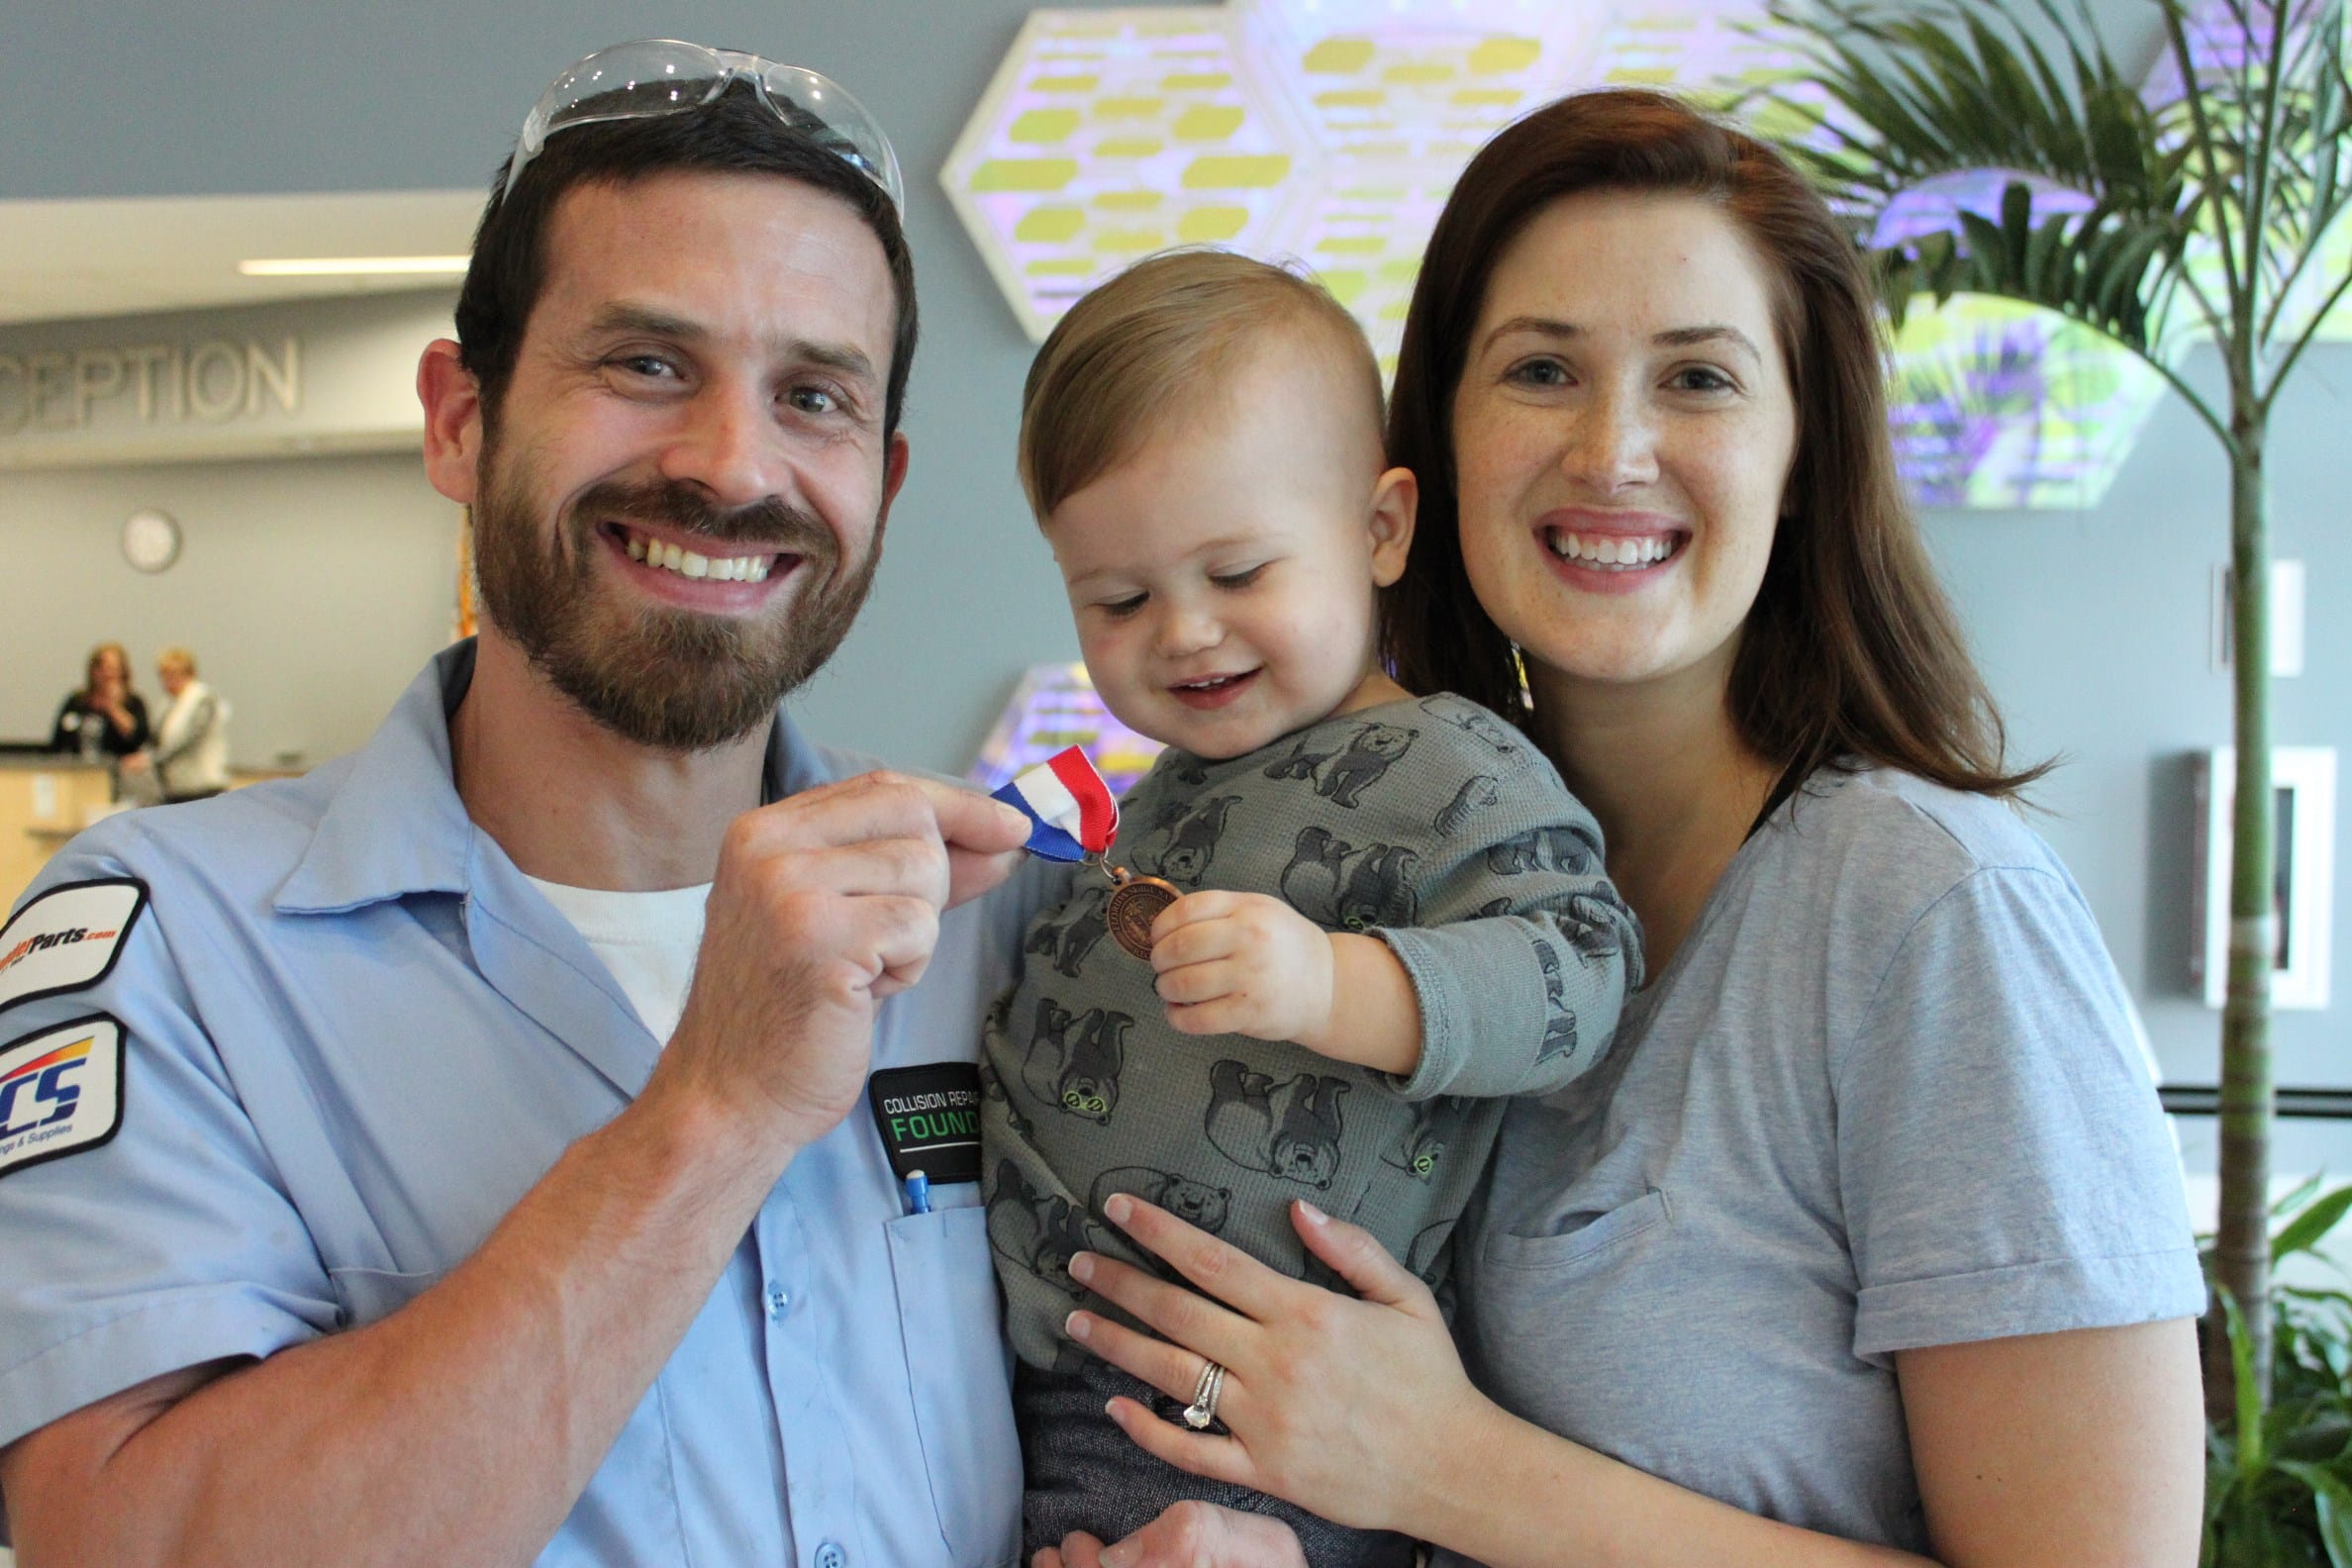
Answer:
[
  {"left": 1440, "top": 768, "right": 2205, "bottom": 1557},
  {"left": 0, "top": 643, "right": 1057, "bottom": 1567}
]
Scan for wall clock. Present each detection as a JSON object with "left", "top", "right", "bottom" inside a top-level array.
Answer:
[{"left": 122, "top": 508, "right": 182, "bottom": 573}]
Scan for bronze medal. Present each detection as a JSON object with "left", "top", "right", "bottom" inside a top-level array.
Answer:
[{"left": 1105, "top": 869, "right": 1181, "bottom": 960}]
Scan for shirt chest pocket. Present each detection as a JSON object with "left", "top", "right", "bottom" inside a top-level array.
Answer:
[
  {"left": 1479, "top": 1186, "right": 1671, "bottom": 1273},
  {"left": 887, "top": 1203, "right": 1022, "bottom": 1566}
]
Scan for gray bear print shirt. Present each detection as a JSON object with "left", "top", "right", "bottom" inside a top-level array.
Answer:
[{"left": 981, "top": 693, "right": 1643, "bottom": 1371}]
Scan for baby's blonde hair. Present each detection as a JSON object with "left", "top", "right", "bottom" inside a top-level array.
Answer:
[{"left": 1018, "top": 249, "right": 1383, "bottom": 521}]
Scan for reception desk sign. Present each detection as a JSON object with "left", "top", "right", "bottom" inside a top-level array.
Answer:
[
  {"left": 0, "top": 338, "right": 301, "bottom": 436},
  {"left": 0, "top": 291, "right": 450, "bottom": 469}
]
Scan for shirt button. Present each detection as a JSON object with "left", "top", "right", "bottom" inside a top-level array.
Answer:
[
  {"left": 815, "top": 1542, "right": 846, "bottom": 1568},
  {"left": 764, "top": 1283, "right": 791, "bottom": 1318}
]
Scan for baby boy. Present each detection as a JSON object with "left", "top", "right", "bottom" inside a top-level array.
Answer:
[{"left": 982, "top": 249, "right": 1643, "bottom": 1566}]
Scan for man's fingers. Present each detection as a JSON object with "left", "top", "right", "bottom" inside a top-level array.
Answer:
[
  {"left": 864, "top": 894, "right": 943, "bottom": 998},
  {"left": 944, "top": 845, "right": 1023, "bottom": 912},
  {"left": 736, "top": 771, "right": 1025, "bottom": 861},
  {"left": 732, "top": 834, "right": 950, "bottom": 907},
  {"left": 732, "top": 772, "right": 943, "bottom": 851},
  {"left": 927, "top": 776, "right": 1035, "bottom": 855}
]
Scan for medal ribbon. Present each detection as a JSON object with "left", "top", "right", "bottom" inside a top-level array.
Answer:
[{"left": 991, "top": 745, "right": 1120, "bottom": 863}]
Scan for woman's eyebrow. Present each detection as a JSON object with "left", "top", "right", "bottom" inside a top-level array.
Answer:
[
  {"left": 1653, "top": 324, "right": 1764, "bottom": 363},
  {"left": 1482, "top": 315, "right": 1582, "bottom": 351},
  {"left": 1480, "top": 316, "right": 1763, "bottom": 365}
]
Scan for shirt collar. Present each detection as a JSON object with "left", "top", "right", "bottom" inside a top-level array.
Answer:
[{"left": 276, "top": 639, "right": 840, "bottom": 915}]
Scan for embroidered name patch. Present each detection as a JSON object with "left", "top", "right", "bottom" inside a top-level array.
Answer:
[
  {"left": 0, "top": 879, "right": 147, "bottom": 1014},
  {"left": 867, "top": 1062, "right": 984, "bottom": 1185},
  {"left": 0, "top": 1016, "right": 125, "bottom": 1178}
]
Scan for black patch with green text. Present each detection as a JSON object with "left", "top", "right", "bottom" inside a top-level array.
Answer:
[{"left": 866, "top": 1062, "right": 983, "bottom": 1185}]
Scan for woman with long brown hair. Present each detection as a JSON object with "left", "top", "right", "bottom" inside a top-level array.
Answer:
[
  {"left": 49, "top": 641, "right": 150, "bottom": 759},
  {"left": 1040, "top": 90, "right": 2204, "bottom": 1567}
]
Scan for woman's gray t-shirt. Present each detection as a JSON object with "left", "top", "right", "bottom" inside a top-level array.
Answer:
[{"left": 1441, "top": 767, "right": 2204, "bottom": 1557}]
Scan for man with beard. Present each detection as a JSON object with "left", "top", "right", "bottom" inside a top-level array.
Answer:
[{"left": 0, "top": 48, "right": 1048, "bottom": 1568}]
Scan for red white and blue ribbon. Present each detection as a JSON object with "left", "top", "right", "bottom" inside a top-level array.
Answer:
[{"left": 992, "top": 745, "right": 1119, "bottom": 862}]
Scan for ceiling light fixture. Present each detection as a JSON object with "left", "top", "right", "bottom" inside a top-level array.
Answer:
[{"left": 237, "top": 255, "right": 469, "bottom": 276}]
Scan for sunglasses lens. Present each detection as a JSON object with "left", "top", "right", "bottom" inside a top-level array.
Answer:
[
  {"left": 756, "top": 63, "right": 905, "bottom": 210},
  {"left": 540, "top": 41, "right": 728, "bottom": 141},
  {"left": 509, "top": 41, "right": 903, "bottom": 210}
]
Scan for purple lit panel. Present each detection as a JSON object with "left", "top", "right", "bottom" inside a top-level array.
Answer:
[{"left": 969, "top": 662, "right": 1166, "bottom": 800}]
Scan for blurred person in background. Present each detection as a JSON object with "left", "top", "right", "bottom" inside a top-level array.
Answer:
[
  {"left": 49, "top": 642, "right": 149, "bottom": 762},
  {"left": 122, "top": 646, "right": 231, "bottom": 803}
]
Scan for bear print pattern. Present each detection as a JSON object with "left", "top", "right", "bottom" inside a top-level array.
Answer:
[
  {"left": 1262, "top": 722, "right": 1420, "bottom": 809},
  {"left": 1486, "top": 823, "right": 1601, "bottom": 878},
  {"left": 1566, "top": 890, "right": 1633, "bottom": 959},
  {"left": 1147, "top": 794, "right": 1242, "bottom": 885},
  {"left": 1021, "top": 999, "right": 1131, "bottom": 1125},
  {"left": 1531, "top": 936, "right": 1579, "bottom": 1063},
  {"left": 986, "top": 1159, "right": 1105, "bottom": 1297},
  {"left": 1433, "top": 773, "right": 1501, "bottom": 836},
  {"left": 1089, "top": 1165, "right": 1233, "bottom": 1234},
  {"left": 1381, "top": 1096, "right": 1472, "bottom": 1182},
  {"left": 1407, "top": 1218, "right": 1457, "bottom": 1278},
  {"left": 978, "top": 1055, "right": 1034, "bottom": 1143},
  {"left": 1315, "top": 723, "right": 1418, "bottom": 808},
  {"left": 1278, "top": 826, "right": 1420, "bottom": 931},
  {"left": 1421, "top": 697, "right": 1523, "bottom": 762},
  {"left": 1024, "top": 884, "right": 1111, "bottom": 979},
  {"left": 1204, "top": 1059, "right": 1350, "bottom": 1189}
]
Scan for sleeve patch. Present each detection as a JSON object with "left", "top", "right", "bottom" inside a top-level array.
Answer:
[
  {"left": 0, "top": 877, "right": 148, "bottom": 1014},
  {"left": 0, "top": 1014, "right": 126, "bottom": 1177}
]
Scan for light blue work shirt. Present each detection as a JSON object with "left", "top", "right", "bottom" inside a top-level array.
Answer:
[{"left": 0, "top": 642, "right": 1050, "bottom": 1567}]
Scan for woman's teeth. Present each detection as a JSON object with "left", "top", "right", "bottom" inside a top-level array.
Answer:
[
  {"left": 625, "top": 533, "right": 775, "bottom": 583},
  {"left": 1548, "top": 531, "right": 1676, "bottom": 568}
]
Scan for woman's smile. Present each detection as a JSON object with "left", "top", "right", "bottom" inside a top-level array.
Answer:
[
  {"left": 1536, "top": 512, "right": 1691, "bottom": 596},
  {"left": 1451, "top": 191, "right": 1797, "bottom": 695}
]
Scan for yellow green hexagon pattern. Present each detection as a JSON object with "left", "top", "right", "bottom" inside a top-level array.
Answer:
[{"left": 942, "top": 0, "right": 2344, "bottom": 510}]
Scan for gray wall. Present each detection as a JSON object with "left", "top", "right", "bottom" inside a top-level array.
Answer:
[
  {"left": 1926, "top": 349, "right": 2350, "bottom": 1170},
  {"left": 0, "top": 453, "right": 462, "bottom": 766},
  {"left": 0, "top": 0, "right": 1102, "bottom": 780},
  {"left": 0, "top": 1, "right": 2343, "bottom": 1127}
]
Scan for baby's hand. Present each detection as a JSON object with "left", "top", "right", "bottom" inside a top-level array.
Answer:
[{"left": 1148, "top": 891, "right": 1333, "bottom": 1047}]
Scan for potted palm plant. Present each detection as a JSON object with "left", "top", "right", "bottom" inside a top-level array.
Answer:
[{"left": 1759, "top": 0, "right": 2350, "bottom": 1424}]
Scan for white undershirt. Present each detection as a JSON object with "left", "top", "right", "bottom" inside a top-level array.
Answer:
[{"left": 525, "top": 876, "right": 711, "bottom": 1045}]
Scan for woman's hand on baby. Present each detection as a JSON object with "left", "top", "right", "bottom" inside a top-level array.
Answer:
[
  {"left": 1030, "top": 1504, "right": 1307, "bottom": 1568},
  {"left": 1061, "top": 1192, "right": 1488, "bottom": 1537},
  {"left": 1148, "top": 892, "right": 1334, "bottom": 1046}
]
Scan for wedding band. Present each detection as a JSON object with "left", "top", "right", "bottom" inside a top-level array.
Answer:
[{"left": 1182, "top": 1359, "right": 1225, "bottom": 1429}]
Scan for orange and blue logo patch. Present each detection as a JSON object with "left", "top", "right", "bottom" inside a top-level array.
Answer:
[{"left": 0, "top": 1016, "right": 125, "bottom": 1177}]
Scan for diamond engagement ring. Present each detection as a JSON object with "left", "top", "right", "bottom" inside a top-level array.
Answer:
[{"left": 1182, "top": 1359, "right": 1226, "bottom": 1429}]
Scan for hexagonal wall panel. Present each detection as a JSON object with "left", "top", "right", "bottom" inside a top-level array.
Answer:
[
  {"left": 1240, "top": 0, "right": 1606, "bottom": 370},
  {"left": 1888, "top": 297, "right": 2169, "bottom": 512},
  {"left": 944, "top": 0, "right": 2218, "bottom": 508},
  {"left": 941, "top": 8, "right": 1318, "bottom": 342},
  {"left": 1242, "top": 0, "right": 1606, "bottom": 165}
]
